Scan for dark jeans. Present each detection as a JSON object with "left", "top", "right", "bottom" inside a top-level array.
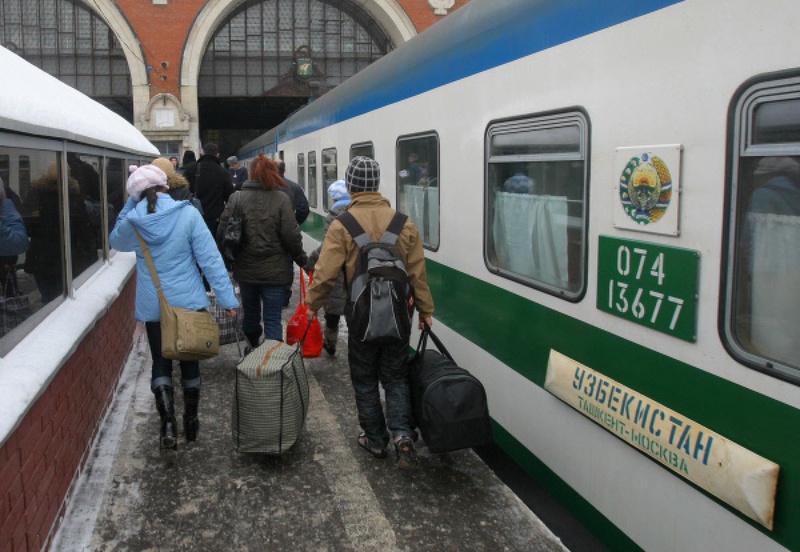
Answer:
[
  {"left": 145, "top": 321, "right": 201, "bottom": 391},
  {"left": 324, "top": 312, "right": 341, "bottom": 331},
  {"left": 347, "top": 334, "right": 414, "bottom": 449},
  {"left": 239, "top": 281, "right": 288, "bottom": 342}
]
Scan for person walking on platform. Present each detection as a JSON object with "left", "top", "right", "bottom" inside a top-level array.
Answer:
[
  {"left": 227, "top": 156, "right": 249, "bottom": 190},
  {"left": 184, "top": 143, "right": 233, "bottom": 237},
  {"left": 306, "top": 156, "right": 434, "bottom": 469},
  {"left": 217, "top": 154, "right": 307, "bottom": 347},
  {"left": 305, "top": 179, "right": 350, "bottom": 356},
  {"left": 277, "top": 159, "right": 310, "bottom": 308},
  {"left": 110, "top": 165, "right": 239, "bottom": 451}
]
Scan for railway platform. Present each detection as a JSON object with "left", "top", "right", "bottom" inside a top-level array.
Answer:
[{"left": 49, "top": 286, "right": 573, "bottom": 551}]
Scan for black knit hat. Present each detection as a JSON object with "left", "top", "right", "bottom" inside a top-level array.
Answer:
[{"left": 345, "top": 156, "right": 380, "bottom": 193}]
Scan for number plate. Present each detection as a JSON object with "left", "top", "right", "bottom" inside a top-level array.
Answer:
[{"left": 597, "top": 235, "right": 698, "bottom": 342}]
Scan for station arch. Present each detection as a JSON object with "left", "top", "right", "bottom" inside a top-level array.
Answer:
[{"left": 178, "top": 0, "right": 417, "bottom": 153}]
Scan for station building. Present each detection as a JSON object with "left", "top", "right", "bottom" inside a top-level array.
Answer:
[{"left": 0, "top": 0, "right": 468, "bottom": 158}]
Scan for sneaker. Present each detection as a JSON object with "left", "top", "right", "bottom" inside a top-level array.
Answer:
[{"left": 394, "top": 437, "right": 417, "bottom": 470}]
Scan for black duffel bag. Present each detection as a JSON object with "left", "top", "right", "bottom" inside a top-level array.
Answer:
[{"left": 407, "top": 325, "right": 493, "bottom": 453}]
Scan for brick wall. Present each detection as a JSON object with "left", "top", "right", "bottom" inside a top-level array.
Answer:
[{"left": 0, "top": 278, "right": 138, "bottom": 551}]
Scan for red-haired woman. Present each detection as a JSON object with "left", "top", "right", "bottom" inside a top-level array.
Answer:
[{"left": 217, "top": 154, "right": 307, "bottom": 347}]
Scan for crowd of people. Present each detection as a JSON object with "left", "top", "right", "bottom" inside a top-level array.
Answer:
[{"left": 108, "top": 145, "right": 435, "bottom": 469}]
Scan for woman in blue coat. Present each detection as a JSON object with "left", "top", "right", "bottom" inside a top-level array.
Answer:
[{"left": 110, "top": 165, "right": 238, "bottom": 450}]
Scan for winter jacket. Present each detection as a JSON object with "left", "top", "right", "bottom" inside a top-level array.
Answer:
[
  {"left": 306, "top": 192, "right": 434, "bottom": 318},
  {"left": 230, "top": 166, "right": 249, "bottom": 190},
  {"left": 184, "top": 154, "right": 233, "bottom": 232},
  {"left": 110, "top": 193, "right": 238, "bottom": 322},
  {"left": 216, "top": 180, "right": 307, "bottom": 286},
  {"left": 281, "top": 178, "right": 310, "bottom": 225},
  {"left": 307, "top": 201, "right": 349, "bottom": 316},
  {"left": 0, "top": 199, "right": 29, "bottom": 257}
]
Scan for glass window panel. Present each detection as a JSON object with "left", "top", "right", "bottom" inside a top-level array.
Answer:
[
  {"left": 485, "top": 114, "right": 587, "bottom": 297},
  {"left": 727, "top": 81, "right": 800, "bottom": 378},
  {"left": 752, "top": 98, "right": 800, "bottom": 145},
  {"left": 308, "top": 151, "right": 317, "bottom": 208},
  {"left": 397, "top": 135, "right": 440, "bottom": 250},
  {"left": 297, "top": 153, "right": 306, "bottom": 193},
  {"left": 321, "top": 148, "right": 337, "bottom": 211},
  {"left": 67, "top": 153, "right": 102, "bottom": 280},
  {"left": 14, "top": 149, "right": 66, "bottom": 308},
  {"left": 350, "top": 143, "right": 374, "bottom": 160}
]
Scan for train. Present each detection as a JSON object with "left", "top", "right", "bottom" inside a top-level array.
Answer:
[
  {"left": 239, "top": 0, "right": 800, "bottom": 550},
  {"left": 0, "top": 44, "right": 159, "bottom": 547}
]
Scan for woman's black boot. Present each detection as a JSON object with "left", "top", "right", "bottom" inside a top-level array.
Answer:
[
  {"left": 154, "top": 386, "right": 178, "bottom": 450},
  {"left": 245, "top": 331, "right": 261, "bottom": 348},
  {"left": 183, "top": 387, "right": 200, "bottom": 442}
]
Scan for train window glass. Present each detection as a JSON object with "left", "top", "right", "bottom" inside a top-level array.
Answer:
[
  {"left": 66, "top": 154, "right": 103, "bottom": 284},
  {"left": 350, "top": 143, "right": 374, "bottom": 160},
  {"left": 396, "top": 134, "right": 440, "bottom": 250},
  {"left": 752, "top": 98, "right": 800, "bottom": 144},
  {"left": 0, "top": 155, "right": 8, "bottom": 185},
  {"left": 297, "top": 153, "right": 306, "bottom": 194},
  {"left": 5, "top": 149, "right": 67, "bottom": 324},
  {"left": 308, "top": 151, "right": 318, "bottom": 208},
  {"left": 322, "top": 148, "right": 338, "bottom": 211},
  {"left": 485, "top": 112, "right": 587, "bottom": 299},
  {"left": 106, "top": 158, "right": 125, "bottom": 256},
  {"left": 726, "top": 80, "right": 800, "bottom": 380}
]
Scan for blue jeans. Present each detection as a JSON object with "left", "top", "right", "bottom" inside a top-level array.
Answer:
[
  {"left": 347, "top": 334, "right": 414, "bottom": 449},
  {"left": 145, "top": 321, "right": 201, "bottom": 391},
  {"left": 239, "top": 282, "right": 289, "bottom": 342}
]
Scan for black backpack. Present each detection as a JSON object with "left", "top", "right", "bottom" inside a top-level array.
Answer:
[{"left": 338, "top": 211, "right": 415, "bottom": 345}]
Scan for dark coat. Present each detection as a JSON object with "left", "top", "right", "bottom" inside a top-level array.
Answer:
[
  {"left": 281, "top": 178, "right": 310, "bottom": 225},
  {"left": 217, "top": 180, "right": 307, "bottom": 286},
  {"left": 184, "top": 154, "right": 233, "bottom": 233}
]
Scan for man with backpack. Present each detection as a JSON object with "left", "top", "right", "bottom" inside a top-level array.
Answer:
[{"left": 306, "top": 156, "right": 434, "bottom": 470}]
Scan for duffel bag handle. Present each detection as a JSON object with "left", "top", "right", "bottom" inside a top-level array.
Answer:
[{"left": 420, "top": 322, "right": 454, "bottom": 362}]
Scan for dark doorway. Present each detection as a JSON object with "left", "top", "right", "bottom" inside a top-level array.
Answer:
[{"left": 199, "top": 96, "right": 309, "bottom": 157}]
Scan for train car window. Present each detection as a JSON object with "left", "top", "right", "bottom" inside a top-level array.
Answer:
[
  {"left": 484, "top": 112, "right": 588, "bottom": 299},
  {"left": 724, "top": 76, "right": 800, "bottom": 382},
  {"left": 297, "top": 153, "right": 306, "bottom": 194},
  {"left": 1, "top": 148, "right": 66, "bottom": 341},
  {"left": 322, "top": 148, "right": 338, "bottom": 211},
  {"left": 308, "top": 151, "right": 318, "bottom": 208},
  {"left": 396, "top": 134, "right": 440, "bottom": 250},
  {"left": 106, "top": 158, "right": 126, "bottom": 257},
  {"left": 350, "top": 143, "right": 374, "bottom": 160},
  {"left": 66, "top": 153, "right": 103, "bottom": 285}
]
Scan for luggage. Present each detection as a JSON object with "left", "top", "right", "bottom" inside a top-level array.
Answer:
[
  {"left": 208, "top": 287, "right": 243, "bottom": 346},
  {"left": 232, "top": 338, "right": 310, "bottom": 454},
  {"left": 285, "top": 270, "right": 323, "bottom": 357},
  {"left": 408, "top": 327, "right": 493, "bottom": 453}
]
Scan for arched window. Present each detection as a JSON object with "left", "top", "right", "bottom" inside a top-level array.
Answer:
[
  {"left": 0, "top": 0, "right": 133, "bottom": 120},
  {"left": 199, "top": 0, "right": 392, "bottom": 98}
]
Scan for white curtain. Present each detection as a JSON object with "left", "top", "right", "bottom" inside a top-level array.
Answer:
[
  {"left": 748, "top": 212, "right": 800, "bottom": 365},
  {"left": 404, "top": 185, "right": 439, "bottom": 245},
  {"left": 493, "top": 192, "right": 568, "bottom": 287}
]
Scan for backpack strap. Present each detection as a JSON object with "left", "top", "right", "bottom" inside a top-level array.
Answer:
[
  {"left": 380, "top": 212, "right": 408, "bottom": 247},
  {"left": 337, "top": 211, "right": 372, "bottom": 249},
  {"left": 338, "top": 211, "right": 408, "bottom": 249}
]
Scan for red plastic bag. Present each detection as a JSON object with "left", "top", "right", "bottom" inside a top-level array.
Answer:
[{"left": 286, "top": 270, "right": 323, "bottom": 357}]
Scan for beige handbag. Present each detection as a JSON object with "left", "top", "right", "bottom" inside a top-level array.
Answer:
[{"left": 135, "top": 231, "right": 220, "bottom": 361}]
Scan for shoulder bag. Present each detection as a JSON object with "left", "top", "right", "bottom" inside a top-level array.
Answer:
[
  {"left": 220, "top": 191, "right": 243, "bottom": 262},
  {"left": 135, "top": 230, "right": 220, "bottom": 361}
]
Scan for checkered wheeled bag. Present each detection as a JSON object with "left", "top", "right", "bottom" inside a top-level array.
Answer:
[
  {"left": 232, "top": 339, "right": 310, "bottom": 454},
  {"left": 208, "top": 288, "right": 243, "bottom": 346}
]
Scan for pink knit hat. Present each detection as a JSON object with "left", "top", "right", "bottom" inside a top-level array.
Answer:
[{"left": 127, "top": 164, "right": 168, "bottom": 201}]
